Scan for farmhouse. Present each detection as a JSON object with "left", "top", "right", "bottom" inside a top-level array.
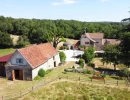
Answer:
[
  {"left": 80, "top": 32, "right": 121, "bottom": 50},
  {"left": 0, "top": 54, "right": 12, "bottom": 77},
  {"left": 5, "top": 43, "right": 60, "bottom": 80}
]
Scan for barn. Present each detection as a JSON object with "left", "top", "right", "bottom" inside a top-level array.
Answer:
[
  {"left": 5, "top": 43, "right": 60, "bottom": 81},
  {"left": 0, "top": 54, "right": 12, "bottom": 77}
]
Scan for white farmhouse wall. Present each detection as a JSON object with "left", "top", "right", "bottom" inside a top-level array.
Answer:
[
  {"left": 80, "top": 37, "right": 90, "bottom": 46},
  {"left": 32, "top": 57, "right": 55, "bottom": 79},
  {"left": 54, "top": 54, "right": 60, "bottom": 66},
  {"left": 10, "top": 50, "right": 28, "bottom": 66},
  {"left": 93, "top": 39, "right": 102, "bottom": 46}
]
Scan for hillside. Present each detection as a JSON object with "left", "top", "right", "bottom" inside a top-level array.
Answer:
[{"left": 18, "top": 81, "right": 130, "bottom": 100}]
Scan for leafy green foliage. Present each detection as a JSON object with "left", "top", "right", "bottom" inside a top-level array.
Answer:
[
  {"left": 38, "top": 69, "right": 46, "bottom": 77},
  {"left": 59, "top": 52, "right": 66, "bottom": 64},
  {"left": 120, "top": 32, "right": 130, "bottom": 66},
  {"left": 83, "top": 70, "right": 93, "bottom": 74},
  {"left": 119, "top": 68, "right": 130, "bottom": 77},
  {"left": 79, "top": 58, "right": 85, "bottom": 68},
  {"left": 0, "top": 16, "right": 126, "bottom": 48},
  {"left": 0, "top": 31, "right": 13, "bottom": 48},
  {"left": 34, "top": 75, "right": 42, "bottom": 80},
  {"left": 46, "top": 69, "right": 52, "bottom": 74},
  {"left": 82, "top": 47, "right": 95, "bottom": 63},
  {"left": 17, "top": 35, "right": 30, "bottom": 47},
  {"left": 103, "top": 44, "right": 120, "bottom": 70}
]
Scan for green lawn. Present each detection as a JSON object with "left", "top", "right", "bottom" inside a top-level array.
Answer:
[{"left": 0, "top": 48, "right": 15, "bottom": 56}]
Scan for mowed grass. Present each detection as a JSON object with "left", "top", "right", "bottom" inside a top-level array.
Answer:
[
  {"left": 0, "top": 48, "right": 15, "bottom": 56},
  {"left": 17, "top": 81, "right": 130, "bottom": 100}
]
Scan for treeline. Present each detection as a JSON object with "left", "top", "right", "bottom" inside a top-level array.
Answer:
[{"left": 0, "top": 16, "right": 126, "bottom": 48}]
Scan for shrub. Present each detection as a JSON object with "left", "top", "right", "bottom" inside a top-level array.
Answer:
[
  {"left": 101, "top": 74, "right": 106, "bottom": 78},
  {"left": 79, "top": 58, "right": 85, "bottom": 68},
  {"left": 38, "top": 69, "right": 46, "bottom": 77},
  {"left": 84, "top": 70, "right": 93, "bottom": 74},
  {"left": 59, "top": 52, "right": 66, "bottom": 64},
  {"left": 34, "top": 76, "right": 41, "bottom": 80}
]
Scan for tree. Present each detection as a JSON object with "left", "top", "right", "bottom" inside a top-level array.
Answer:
[
  {"left": 82, "top": 47, "right": 95, "bottom": 63},
  {"left": 103, "top": 44, "right": 120, "bottom": 70},
  {"left": 120, "top": 32, "right": 130, "bottom": 66},
  {"left": 0, "top": 31, "right": 13, "bottom": 48},
  {"left": 59, "top": 52, "right": 66, "bottom": 64},
  {"left": 44, "top": 22, "right": 65, "bottom": 48}
]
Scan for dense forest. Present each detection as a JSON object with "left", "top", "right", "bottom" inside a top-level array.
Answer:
[{"left": 0, "top": 16, "right": 127, "bottom": 48}]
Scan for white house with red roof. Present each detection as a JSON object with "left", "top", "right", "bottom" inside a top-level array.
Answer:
[
  {"left": 80, "top": 33, "right": 121, "bottom": 51},
  {"left": 5, "top": 43, "right": 60, "bottom": 80}
]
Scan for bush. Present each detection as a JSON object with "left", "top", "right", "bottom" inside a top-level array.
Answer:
[
  {"left": 100, "top": 74, "right": 106, "bottom": 78},
  {"left": 38, "top": 69, "right": 46, "bottom": 77},
  {"left": 79, "top": 58, "right": 85, "bottom": 68},
  {"left": 84, "top": 70, "right": 93, "bottom": 74},
  {"left": 59, "top": 52, "right": 66, "bottom": 64},
  {"left": 34, "top": 76, "right": 41, "bottom": 80}
]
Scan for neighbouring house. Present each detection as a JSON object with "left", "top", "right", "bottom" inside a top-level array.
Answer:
[
  {"left": 5, "top": 43, "right": 60, "bottom": 81},
  {"left": 80, "top": 32, "right": 121, "bottom": 51},
  {"left": 0, "top": 54, "right": 13, "bottom": 77}
]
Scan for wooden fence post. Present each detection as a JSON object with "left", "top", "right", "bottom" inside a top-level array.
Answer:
[
  {"left": 32, "top": 86, "right": 33, "bottom": 91},
  {"left": 117, "top": 80, "right": 118, "bottom": 86},
  {"left": 2, "top": 96, "right": 3, "bottom": 100}
]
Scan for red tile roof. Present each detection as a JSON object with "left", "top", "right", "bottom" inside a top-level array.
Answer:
[
  {"left": 18, "top": 43, "right": 58, "bottom": 69},
  {"left": 102, "top": 39, "right": 121, "bottom": 45},
  {"left": 0, "top": 54, "right": 13, "bottom": 62},
  {"left": 86, "top": 33, "right": 104, "bottom": 39}
]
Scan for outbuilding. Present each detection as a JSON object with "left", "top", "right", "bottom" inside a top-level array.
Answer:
[{"left": 0, "top": 54, "right": 12, "bottom": 77}]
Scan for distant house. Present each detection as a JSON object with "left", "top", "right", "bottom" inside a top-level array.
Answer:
[
  {"left": 0, "top": 54, "right": 12, "bottom": 77},
  {"left": 80, "top": 33, "right": 121, "bottom": 51},
  {"left": 5, "top": 43, "right": 60, "bottom": 80}
]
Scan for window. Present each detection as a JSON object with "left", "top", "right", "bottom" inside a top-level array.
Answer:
[
  {"left": 85, "top": 42, "right": 89, "bottom": 44},
  {"left": 16, "top": 58, "right": 23, "bottom": 64}
]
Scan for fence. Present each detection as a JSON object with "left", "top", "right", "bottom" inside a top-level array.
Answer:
[{"left": 0, "top": 75, "right": 129, "bottom": 100}]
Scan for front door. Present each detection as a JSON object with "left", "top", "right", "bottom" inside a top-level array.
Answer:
[{"left": 19, "top": 70, "right": 23, "bottom": 80}]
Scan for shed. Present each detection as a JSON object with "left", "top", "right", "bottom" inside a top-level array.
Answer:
[
  {"left": 63, "top": 42, "right": 72, "bottom": 50},
  {"left": 0, "top": 54, "right": 12, "bottom": 76}
]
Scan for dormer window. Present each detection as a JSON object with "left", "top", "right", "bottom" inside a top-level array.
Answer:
[{"left": 16, "top": 58, "right": 23, "bottom": 64}]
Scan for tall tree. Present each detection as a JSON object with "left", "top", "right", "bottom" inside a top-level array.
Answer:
[
  {"left": 103, "top": 44, "right": 120, "bottom": 70},
  {"left": 82, "top": 47, "right": 95, "bottom": 63},
  {"left": 120, "top": 32, "right": 130, "bottom": 66},
  {"left": 0, "top": 31, "right": 13, "bottom": 48}
]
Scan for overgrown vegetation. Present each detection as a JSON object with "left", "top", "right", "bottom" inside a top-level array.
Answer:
[{"left": 20, "top": 81, "right": 130, "bottom": 100}]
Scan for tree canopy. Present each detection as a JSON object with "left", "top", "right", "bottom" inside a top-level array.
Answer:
[{"left": 0, "top": 16, "right": 126, "bottom": 48}]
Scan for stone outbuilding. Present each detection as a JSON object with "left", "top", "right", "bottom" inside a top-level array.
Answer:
[{"left": 5, "top": 43, "right": 60, "bottom": 81}]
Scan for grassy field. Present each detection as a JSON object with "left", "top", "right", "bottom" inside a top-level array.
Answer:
[
  {"left": 0, "top": 48, "right": 15, "bottom": 56},
  {"left": 16, "top": 81, "right": 130, "bottom": 100}
]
